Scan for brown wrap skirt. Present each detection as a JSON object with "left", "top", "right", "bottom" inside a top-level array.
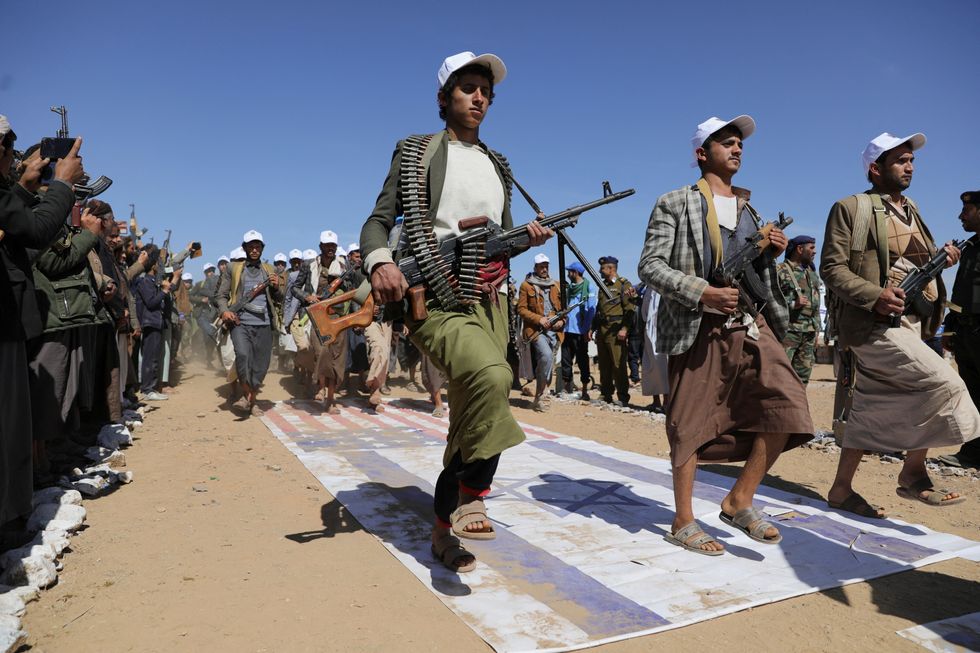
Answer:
[{"left": 666, "top": 313, "right": 813, "bottom": 467}]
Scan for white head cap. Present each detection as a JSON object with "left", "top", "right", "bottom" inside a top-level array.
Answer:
[
  {"left": 288, "top": 248, "right": 303, "bottom": 260},
  {"left": 273, "top": 252, "right": 287, "bottom": 263},
  {"left": 302, "top": 248, "right": 317, "bottom": 260},
  {"left": 242, "top": 230, "right": 264, "bottom": 244},
  {"left": 217, "top": 256, "right": 230, "bottom": 264},
  {"left": 533, "top": 253, "right": 550, "bottom": 265},
  {"left": 861, "top": 132, "right": 926, "bottom": 175},
  {"left": 336, "top": 245, "right": 347, "bottom": 257},
  {"left": 0, "top": 115, "right": 15, "bottom": 140},
  {"left": 438, "top": 51, "right": 507, "bottom": 88},
  {"left": 690, "top": 115, "right": 756, "bottom": 168},
  {"left": 347, "top": 242, "right": 360, "bottom": 253},
  {"left": 231, "top": 247, "right": 246, "bottom": 260},
  {"left": 319, "top": 230, "right": 338, "bottom": 245},
  {"left": 181, "top": 272, "right": 193, "bottom": 281}
]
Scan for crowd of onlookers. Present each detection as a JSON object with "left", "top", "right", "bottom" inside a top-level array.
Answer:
[{"left": 0, "top": 113, "right": 202, "bottom": 554}]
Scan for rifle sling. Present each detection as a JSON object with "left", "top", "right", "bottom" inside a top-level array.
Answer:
[{"left": 695, "top": 178, "right": 724, "bottom": 269}]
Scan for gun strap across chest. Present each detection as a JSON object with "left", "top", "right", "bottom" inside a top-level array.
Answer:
[{"left": 695, "top": 178, "right": 724, "bottom": 269}]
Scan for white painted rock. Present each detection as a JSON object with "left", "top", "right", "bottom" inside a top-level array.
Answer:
[
  {"left": 73, "top": 476, "right": 112, "bottom": 497},
  {"left": 96, "top": 424, "right": 133, "bottom": 450},
  {"left": 32, "top": 487, "right": 83, "bottom": 507},
  {"left": 0, "top": 591, "right": 25, "bottom": 617},
  {"left": 26, "top": 503, "right": 86, "bottom": 533},
  {"left": 0, "top": 585, "right": 39, "bottom": 606},
  {"left": 0, "top": 555, "right": 57, "bottom": 589},
  {"left": 0, "top": 614, "right": 27, "bottom": 653},
  {"left": 112, "top": 471, "right": 134, "bottom": 485},
  {"left": 30, "top": 531, "right": 70, "bottom": 556},
  {"left": 85, "top": 447, "right": 126, "bottom": 466},
  {"left": 0, "top": 545, "right": 57, "bottom": 570}
]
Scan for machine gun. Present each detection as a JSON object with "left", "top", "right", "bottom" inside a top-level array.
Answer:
[
  {"left": 889, "top": 237, "right": 975, "bottom": 328},
  {"left": 129, "top": 204, "right": 147, "bottom": 247},
  {"left": 526, "top": 299, "right": 585, "bottom": 342},
  {"left": 313, "top": 183, "right": 635, "bottom": 341},
  {"left": 712, "top": 212, "right": 793, "bottom": 316},
  {"left": 210, "top": 277, "right": 272, "bottom": 343}
]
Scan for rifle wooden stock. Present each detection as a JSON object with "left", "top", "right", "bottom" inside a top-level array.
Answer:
[{"left": 308, "top": 292, "right": 375, "bottom": 344}]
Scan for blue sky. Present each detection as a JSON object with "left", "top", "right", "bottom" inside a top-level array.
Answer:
[{"left": 4, "top": 0, "right": 978, "bottom": 289}]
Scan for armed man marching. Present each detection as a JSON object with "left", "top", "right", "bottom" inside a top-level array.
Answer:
[
  {"left": 820, "top": 132, "right": 980, "bottom": 519},
  {"left": 356, "top": 51, "right": 632, "bottom": 573}
]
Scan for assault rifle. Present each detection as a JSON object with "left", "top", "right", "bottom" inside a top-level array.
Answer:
[
  {"left": 305, "top": 265, "right": 374, "bottom": 344},
  {"left": 527, "top": 299, "right": 585, "bottom": 342},
  {"left": 210, "top": 276, "right": 272, "bottom": 343},
  {"left": 712, "top": 212, "right": 793, "bottom": 316},
  {"left": 889, "top": 237, "right": 975, "bottom": 328}
]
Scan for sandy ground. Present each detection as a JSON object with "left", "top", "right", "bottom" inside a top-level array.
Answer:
[{"left": 19, "top": 361, "right": 980, "bottom": 653}]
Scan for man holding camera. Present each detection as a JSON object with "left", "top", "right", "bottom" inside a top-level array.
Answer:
[
  {"left": 1, "top": 116, "right": 84, "bottom": 542},
  {"left": 216, "top": 230, "right": 282, "bottom": 416}
]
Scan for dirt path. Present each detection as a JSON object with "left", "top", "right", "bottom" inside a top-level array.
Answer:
[{"left": 21, "top": 363, "right": 980, "bottom": 652}]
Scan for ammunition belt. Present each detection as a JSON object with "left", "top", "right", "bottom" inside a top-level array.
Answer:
[{"left": 400, "top": 134, "right": 461, "bottom": 311}]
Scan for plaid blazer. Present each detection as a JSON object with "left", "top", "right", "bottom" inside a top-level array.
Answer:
[{"left": 637, "top": 184, "right": 789, "bottom": 355}]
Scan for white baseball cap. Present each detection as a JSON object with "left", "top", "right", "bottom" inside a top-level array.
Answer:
[
  {"left": 242, "top": 230, "right": 264, "bottom": 244},
  {"left": 302, "top": 248, "right": 317, "bottom": 260},
  {"left": 319, "top": 230, "right": 338, "bottom": 245},
  {"left": 0, "top": 115, "right": 15, "bottom": 140},
  {"left": 273, "top": 252, "right": 287, "bottom": 263},
  {"left": 533, "top": 253, "right": 550, "bottom": 264},
  {"left": 181, "top": 272, "right": 193, "bottom": 281},
  {"left": 231, "top": 247, "right": 246, "bottom": 259},
  {"left": 690, "top": 115, "right": 756, "bottom": 168},
  {"left": 337, "top": 245, "right": 347, "bottom": 257},
  {"left": 438, "top": 51, "right": 507, "bottom": 88},
  {"left": 288, "top": 248, "right": 303, "bottom": 260},
  {"left": 347, "top": 242, "right": 360, "bottom": 253},
  {"left": 203, "top": 262, "right": 216, "bottom": 271},
  {"left": 861, "top": 132, "right": 926, "bottom": 174},
  {"left": 217, "top": 256, "right": 230, "bottom": 264}
]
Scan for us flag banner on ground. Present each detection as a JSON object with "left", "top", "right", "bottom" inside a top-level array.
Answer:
[{"left": 260, "top": 398, "right": 980, "bottom": 653}]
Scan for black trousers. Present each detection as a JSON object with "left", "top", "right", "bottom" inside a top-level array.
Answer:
[
  {"left": 433, "top": 451, "right": 500, "bottom": 525},
  {"left": 0, "top": 340, "right": 32, "bottom": 525},
  {"left": 140, "top": 327, "right": 163, "bottom": 393},
  {"left": 954, "top": 326, "right": 980, "bottom": 460},
  {"left": 628, "top": 323, "right": 644, "bottom": 382},
  {"left": 560, "top": 333, "right": 591, "bottom": 387}
]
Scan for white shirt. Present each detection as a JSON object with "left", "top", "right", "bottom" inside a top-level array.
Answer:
[
  {"left": 433, "top": 141, "right": 505, "bottom": 242},
  {"left": 713, "top": 194, "right": 738, "bottom": 231}
]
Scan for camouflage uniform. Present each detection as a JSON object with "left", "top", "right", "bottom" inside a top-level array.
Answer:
[{"left": 777, "top": 260, "right": 821, "bottom": 383}]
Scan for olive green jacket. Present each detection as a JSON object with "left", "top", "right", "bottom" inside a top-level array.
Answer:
[
  {"left": 32, "top": 229, "right": 107, "bottom": 333},
  {"left": 359, "top": 129, "right": 514, "bottom": 276},
  {"left": 820, "top": 192, "right": 944, "bottom": 348}
]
